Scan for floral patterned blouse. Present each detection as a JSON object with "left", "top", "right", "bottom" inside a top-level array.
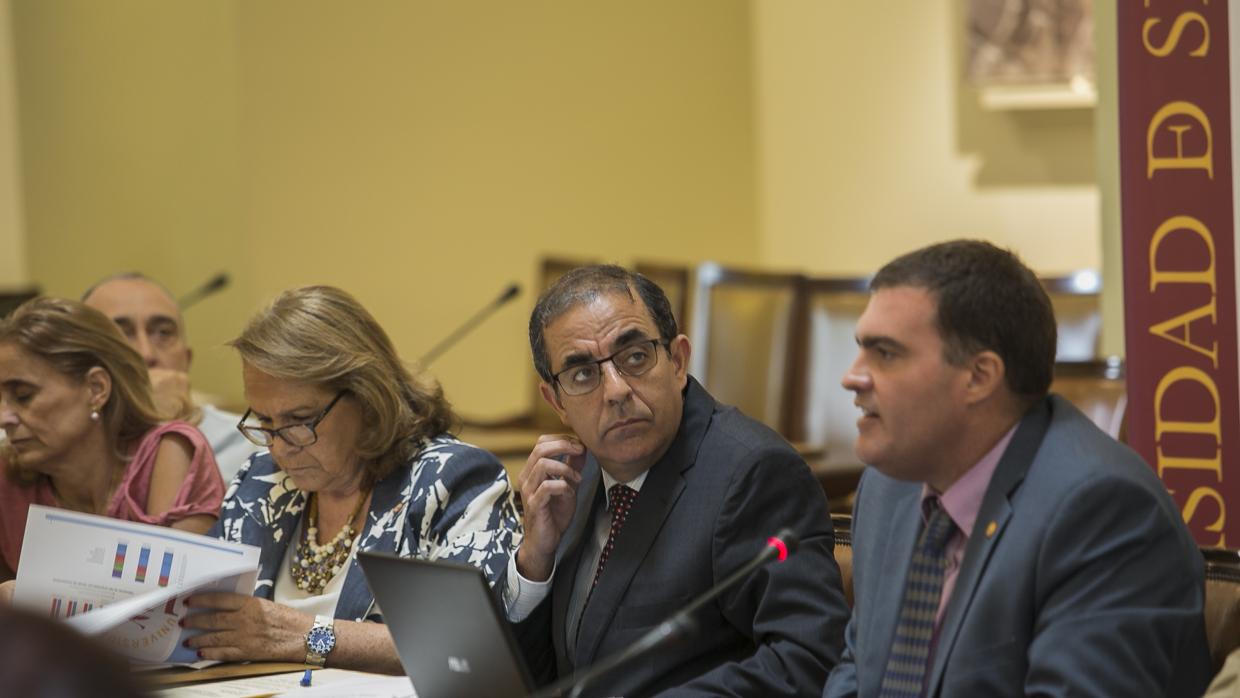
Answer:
[{"left": 209, "top": 434, "right": 521, "bottom": 622}]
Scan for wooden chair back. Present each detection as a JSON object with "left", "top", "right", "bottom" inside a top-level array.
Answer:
[
  {"left": 1051, "top": 358, "right": 1127, "bottom": 441},
  {"left": 688, "top": 262, "right": 805, "bottom": 436},
  {"left": 633, "top": 261, "right": 692, "bottom": 335}
]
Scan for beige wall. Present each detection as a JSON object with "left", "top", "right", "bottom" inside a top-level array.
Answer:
[
  {"left": 0, "top": 0, "right": 25, "bottom": 287},
  {"left": 238, "top": 1, "right": 758, "bottom": 419},
  {"left": 752, "top": 0, "right": 1100, "bottom": 276},
  {"left": 12, "top": 0, "right": 246, "bottom": 403},
  {"left": 13, "top": 0, "right": 759, "bottom": 417},
  {"left": 1093, "top": 0, "right": 1125, "bottom": 357},
  {"left": 11, "top": 1, "right": 1112, "bottom": 416}
]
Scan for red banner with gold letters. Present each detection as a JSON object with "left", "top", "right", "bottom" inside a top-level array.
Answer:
[{"left": 1118, "top": 2, "right": 1239, "bottom": 547}]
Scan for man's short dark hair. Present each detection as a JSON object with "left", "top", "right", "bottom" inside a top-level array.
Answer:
[
  {"left": 529, "top": 265, "right": 678, "bottom": 384},
  {"left": 871, "top": 239, "right": 1057, "bottom": 402}
]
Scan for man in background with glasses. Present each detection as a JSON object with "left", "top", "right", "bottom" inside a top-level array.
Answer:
[{"left": 503, "top": 264, "right": 849, "bottom": 697}]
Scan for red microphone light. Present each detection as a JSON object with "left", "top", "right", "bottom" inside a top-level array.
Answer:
[{"left": 767, "top": 536, "right": 789, "bottom": 562}]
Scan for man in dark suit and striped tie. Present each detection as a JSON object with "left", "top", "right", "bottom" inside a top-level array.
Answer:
[
  {"left": 824, "top": 240, "right": 1212, "bottom": 697},
  {"left": 504, "top": 264, "right": 850, "bottom": 697}
]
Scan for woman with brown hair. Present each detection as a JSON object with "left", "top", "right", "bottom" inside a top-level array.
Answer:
[
  {"left": 0, "top": 297, "right": 225, "bottom": 580},
  {"left": 184, "top": 285, "right": 520, "bottom": 674}
]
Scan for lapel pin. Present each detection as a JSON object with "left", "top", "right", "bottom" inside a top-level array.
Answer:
[{"left": 985, "top": 521, "right": 997, "bottom": 538}]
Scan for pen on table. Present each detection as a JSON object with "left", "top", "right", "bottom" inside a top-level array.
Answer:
[{"left": 300, "top": 668, "right": 314, "bottom": 687}]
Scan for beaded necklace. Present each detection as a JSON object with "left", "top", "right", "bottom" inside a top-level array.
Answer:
[{"left": 290, "top": 491, "right": 369, "bottom": 595}]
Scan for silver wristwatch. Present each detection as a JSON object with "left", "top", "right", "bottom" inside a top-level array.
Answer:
[{"left": 304, "top": 614, "right": 337, "bottom": 667}]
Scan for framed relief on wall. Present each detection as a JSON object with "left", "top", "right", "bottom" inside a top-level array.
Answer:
[{"left": 968, "top": 0, "right": 1095, "bottom": 108}]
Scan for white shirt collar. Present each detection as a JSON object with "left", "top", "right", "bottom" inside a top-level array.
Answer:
[{"left": 600, "top": 467, "right": 649, "bottom": 507}]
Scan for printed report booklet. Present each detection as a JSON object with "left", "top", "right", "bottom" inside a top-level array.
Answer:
[{"left": 13, "top": 505, "right": 260, "bottom": 666}]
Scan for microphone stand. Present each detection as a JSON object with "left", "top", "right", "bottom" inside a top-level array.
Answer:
[
  {"left": 419, "top": 283, "right": 521, "bottom": 366},
  {"left": 178, "top": 272, "right": 230, "bottom": 310},
  {"left": 533, "top": 529, "right": 798, "bottom": 698}
]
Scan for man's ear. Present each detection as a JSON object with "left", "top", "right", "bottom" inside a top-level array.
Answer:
[
  {"left": 539, "top": 381, "right": 570, "bottom": 426},
  {"left": 84, "top": 366, "right": 112, "bottom": 413},
  {"left": 185, "top": 346, "right": 193, "bottom": 370},
  {"left": 964, "top": 350, "right": 1005, "bottom": 405},
  {"left": 668, "top": 335, "right": 691, "bottom": 388}
]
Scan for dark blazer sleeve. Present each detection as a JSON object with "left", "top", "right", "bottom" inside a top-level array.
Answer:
[
  {"left": 822, "top": 471, "right": 868, "bottom": 698},
  {"left": 822, "top": 608, "right": 860, "bottom": 698},
  {"left": 668, "top": 444, "right": 849, "bottom": 697},
  {"left": 1024, "top": 473, "right": 1211, "bottom": 697},
  {"left": 512, "top": 595, "right": 559, "bottom": 687}
]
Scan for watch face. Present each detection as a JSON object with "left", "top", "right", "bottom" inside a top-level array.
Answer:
[{"left": 307, "top": 626, "right": 335, "bottom": 654}]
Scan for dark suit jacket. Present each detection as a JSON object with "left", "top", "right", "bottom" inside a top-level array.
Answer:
[
  {"left": 513, "top": 378, "right": 849, "bottom": 697},
  {"left": 823, "top": 395, "right": 1213, "bottom": 697}
]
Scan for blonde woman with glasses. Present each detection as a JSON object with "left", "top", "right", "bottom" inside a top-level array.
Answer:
[{"left": 182, "top": 286, "right": 520, "bottom": 674}]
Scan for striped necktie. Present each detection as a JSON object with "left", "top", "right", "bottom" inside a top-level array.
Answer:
[{"left": 879, "top": 498, "right": 956, "bottom": 698}]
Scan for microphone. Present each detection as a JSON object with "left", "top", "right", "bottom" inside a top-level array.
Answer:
[
  {"left": 418, "top": 283, "right": 521, "bottom": 366},
  {"left": 178, "top": 272, "right": 230, "bottom": 310},
  {"left": 535, "top": 529, "right": 800, "bottom": 698}
]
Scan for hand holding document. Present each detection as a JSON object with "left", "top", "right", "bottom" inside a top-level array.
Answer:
[{"left": 12, "top": 505, "right": 260, "bottom": 666}]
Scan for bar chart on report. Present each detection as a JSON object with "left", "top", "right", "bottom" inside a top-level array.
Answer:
[{"left": 110, "top": 541, "right": 177, "bottom": 587}]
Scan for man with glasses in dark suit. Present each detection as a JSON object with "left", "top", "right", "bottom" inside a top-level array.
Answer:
[{"left": 503, "top": 264, "right": 849, "bottom": 697}]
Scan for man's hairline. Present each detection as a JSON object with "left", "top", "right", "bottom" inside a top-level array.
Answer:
[
  {"left": 82, "top": 276, "right": 187, "bottom": 327},
  {"left": 539, "top": 282, "right": 640, "bottom": 331},
  {"left": 554, "top": 326, "right": 657, "bottom": 372},
  {"left": 869, "top": 281, "right": 979, "bottom": 369}
]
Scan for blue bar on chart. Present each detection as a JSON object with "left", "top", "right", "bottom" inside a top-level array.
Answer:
[
  {"left": 112, "top": 542, "right": 127, "bottom": 579},
  {"left": 135, "top": 545, "right": 151, "bottom": 583},
  {"left": 158, "top": 550, "right": 174, "bottom": 587}
]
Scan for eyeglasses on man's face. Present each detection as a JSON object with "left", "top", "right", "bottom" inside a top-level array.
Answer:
[
  {"left": 553, "top": 338, "right": 669, "bottom": 396},
  {"left": 236, "top": 391, "right": 347, "bottom": 448}
]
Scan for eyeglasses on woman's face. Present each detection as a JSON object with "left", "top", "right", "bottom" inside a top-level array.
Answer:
[{"left": 236, "top": 391, "right": 346, "bottom": 448}]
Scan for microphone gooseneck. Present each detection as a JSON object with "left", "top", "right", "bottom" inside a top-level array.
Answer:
[
  {"left": 497, "top": 283, "right": 520, "bottom": 304},
  {"left": 418, "top": 282, "right": 522, "bottom": 367},
  {"left": 178, "top": 272, "right": 230, "bottom": 310}
]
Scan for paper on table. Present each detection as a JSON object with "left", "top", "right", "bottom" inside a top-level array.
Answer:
[
  {"left": 151, "top": 669, "right": 416, "bottom": 698},
  {"left": 274, "top": 671, "right": 417, "bottom": 698},
  {"left": 13, "top": 505, "right": 260, "bottom": 665}
]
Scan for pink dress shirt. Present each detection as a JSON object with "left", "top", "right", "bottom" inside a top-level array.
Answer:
[
  {"left": 0, "top": 421, "right": 225, "bottom": 573},
  {"left": 922, "top": 425, "right": 1018, "bottom": 629}
]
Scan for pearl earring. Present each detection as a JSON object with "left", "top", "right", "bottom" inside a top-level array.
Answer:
[{"left": 90, "top": 410, "right": 100, "bottom": 422}]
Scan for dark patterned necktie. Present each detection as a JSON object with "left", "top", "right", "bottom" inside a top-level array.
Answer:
[
  {"left": 592, "top": 484, "right": 637, "bottom": 588},
  {"left": 879, "top": 498, "right": 957, "bottom": 698}
]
